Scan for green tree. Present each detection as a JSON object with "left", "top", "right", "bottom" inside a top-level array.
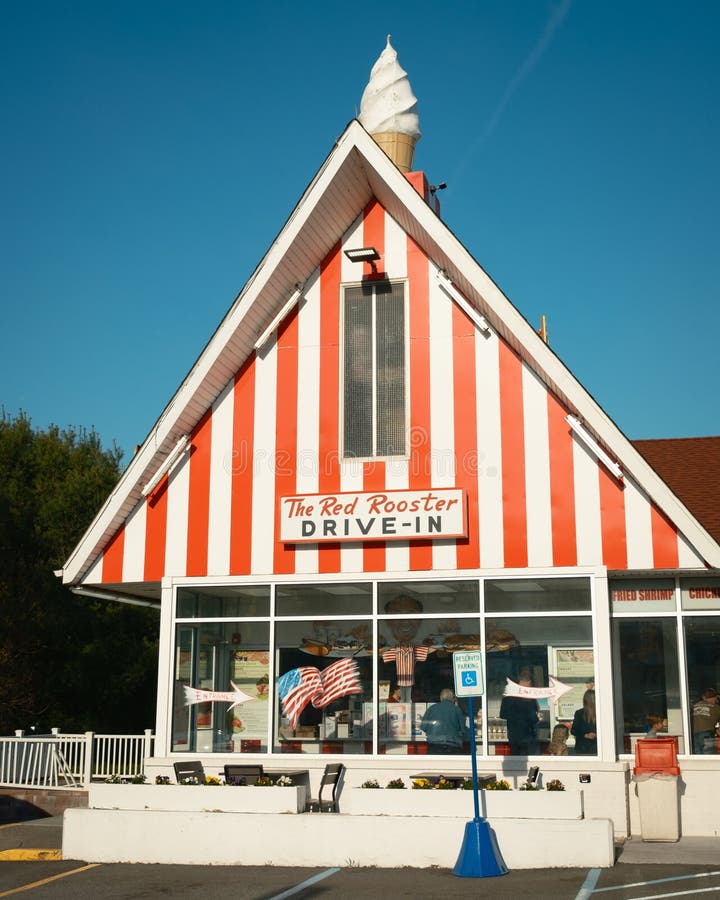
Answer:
[{"left": 0, "top": 411, "right": 159, "bottom": 734}]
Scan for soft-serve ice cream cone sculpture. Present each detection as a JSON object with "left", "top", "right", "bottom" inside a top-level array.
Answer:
[{"left": 359, "top": 36, "right": 421, "bottom": 172}]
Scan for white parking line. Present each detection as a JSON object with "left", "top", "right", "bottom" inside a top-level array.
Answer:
[
  {"left": 626, "top": 889, "right": 720, "bottom": 899},
  {"left": 268, "top": 867, "right": 341, "bottom": 899},
  {"left": 594, "top": 872, "right": 720, "bottom": 893},
  {"left": 576, "top": 867, "right": 602, "bottom": 899},
  {"left": 580, "top": 869, "right": 720, "bottom": 900}
]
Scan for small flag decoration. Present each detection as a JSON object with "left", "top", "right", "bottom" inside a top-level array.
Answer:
[{"left": 277, "top": 657, "right": 362, "bottom": 729}]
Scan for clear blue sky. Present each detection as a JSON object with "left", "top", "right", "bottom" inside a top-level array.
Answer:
[{"left": 2, "top": 1, "right": 719, "bottom": 465}]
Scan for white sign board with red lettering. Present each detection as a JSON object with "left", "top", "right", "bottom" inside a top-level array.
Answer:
[{"left": 279, "top": 489, "right": 467, "bottom": 543}]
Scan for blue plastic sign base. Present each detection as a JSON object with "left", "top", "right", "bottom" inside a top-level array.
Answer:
[{"left": 452, "top": 819, "right": 508, "bottom": 878}]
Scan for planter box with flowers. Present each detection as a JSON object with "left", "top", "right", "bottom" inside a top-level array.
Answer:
[
  {"left": 345, "top": 777, "right": 583, "bottom": 819},
  {"left": 89, "top": 774, "right": 306, "bottom": 814}
]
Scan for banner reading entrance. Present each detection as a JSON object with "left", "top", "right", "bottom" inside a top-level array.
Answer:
[{"left": 279, "top": 488, "right": 467, "bottom": 543}]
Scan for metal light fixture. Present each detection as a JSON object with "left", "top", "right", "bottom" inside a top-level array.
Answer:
[
  {"left": 344, "top": 247, "right": 381, "bottom": 263},
  {"left": 436, "top": 270, "right": 491, "bottom": 334},
  {"left": 141, "top": 434, "right": 191, "bottom": 497},
  {"left": 254, "top": 284, "right": 304, "bottom": 352},
  {"left": 566, "top": 415, "right": 624, "bottom": 480}
]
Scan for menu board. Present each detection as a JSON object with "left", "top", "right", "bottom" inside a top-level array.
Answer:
[
  {"left": 230, "top": 651, "right": 269, "bottom": 738},
  {"left": 552, "top": 647, "right": 594, "bottom": 721}
]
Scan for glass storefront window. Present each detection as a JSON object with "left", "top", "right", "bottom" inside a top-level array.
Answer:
[
  {"left": 685, "top": 617, "right": 720, "bottom": 754},
  {"left": 486, "top": 616, "right": 595, "bottom": 756},
  {"left": 170, "top": 577, "right": 603, "bottom": 759},
  {"left": 373, "top": 581, "right": 481, "bottom": 756},
  {"left": 612, "top": 618, "right": 684, "bottom": 754},
  {"left": 176, "top": 585, "right": 270, "bottom": 618},
  {"left": 485, "top": 577, "right": 591, "bottom": 613},
  {"left": 172, "top": 621, "right": 270, "bottom": 753},
  {"left": 378, "top": 580, "right": 479, "bottom": 615},
  {"left": 274, "top": 619, "right": 373, "bottom": 754},
  {"left": 276, "top": 582, "right": 372, "bottom": 617}
]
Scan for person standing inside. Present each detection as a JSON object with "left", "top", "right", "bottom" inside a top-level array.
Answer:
[
  {"left": 692, "top": 688, "right": 720, "bottom": 754},
  {"left": 420, "top": 688, "right": 467, "bottom": 754},
  {"left": 499, "top": 671, "right": 540, "bottom": 756},
  {"left": 571, "top": 689, "right": 597, "bottom": 754}
]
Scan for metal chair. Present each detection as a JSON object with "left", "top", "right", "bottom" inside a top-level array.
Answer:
[
  {"left": 173, "top": 760, "right": 205, "bottom": 784},
  {"left": 223, "top": 764, "right": 264, "bottom": 785},
  {"left": 306, "top": 763, "right": 344, "bottom": 813}
]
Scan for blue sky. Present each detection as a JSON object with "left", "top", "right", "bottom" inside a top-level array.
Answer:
[{"left": 2, "top": 1, "right": 719, "bottom": 464}]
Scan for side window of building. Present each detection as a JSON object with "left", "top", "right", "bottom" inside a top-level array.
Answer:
[{"left": 343, "top": 281, "right": 406, "bottom": 458}]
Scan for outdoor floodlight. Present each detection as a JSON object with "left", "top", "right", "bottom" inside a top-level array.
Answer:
[{"left": 343, "top": 247, "right": 381, "bottom": 263}]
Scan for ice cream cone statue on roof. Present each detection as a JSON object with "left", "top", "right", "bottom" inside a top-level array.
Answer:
[{"left": 359, "top": 36, "right": 421, "bottom": 173}]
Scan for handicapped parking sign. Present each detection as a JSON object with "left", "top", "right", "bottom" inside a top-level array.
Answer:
[{"left": 453, "top": 651, "right": 484, "bottom": 697}]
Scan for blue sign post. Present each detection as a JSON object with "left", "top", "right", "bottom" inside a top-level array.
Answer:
[{"left": 452, "top": 652, "right": 507, "bottom": 879}]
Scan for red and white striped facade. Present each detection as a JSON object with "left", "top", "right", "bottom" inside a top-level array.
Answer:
[{"left": 82, "top": 199, "right": 705, "bottom": 587}]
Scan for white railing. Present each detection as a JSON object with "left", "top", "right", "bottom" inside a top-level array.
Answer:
[{"left": 0, "top": 729, "right": 154, "bottom": 789}]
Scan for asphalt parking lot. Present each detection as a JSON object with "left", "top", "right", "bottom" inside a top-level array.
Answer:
[{"left": 2, "top": 818, "right": 720, "bottom": 899}]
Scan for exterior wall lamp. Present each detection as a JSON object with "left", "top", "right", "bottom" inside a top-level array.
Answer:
[{"left": 343, "top": 247, "right": 381, "bottom": 263}]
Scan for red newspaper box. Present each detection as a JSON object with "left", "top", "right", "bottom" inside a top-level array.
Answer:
[{"left": 633, "top": 737, "right": 680, "bottom": 776}]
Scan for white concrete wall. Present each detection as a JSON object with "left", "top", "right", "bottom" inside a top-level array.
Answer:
[
  {"left": 146, "top": 755, "right": 634, "bottom": 837},
  {"left": 144, "top": 755, "right": 720, "bottom": 838},
  {"left": 63, "top": 808, "right": 614, "bottom": 869}
]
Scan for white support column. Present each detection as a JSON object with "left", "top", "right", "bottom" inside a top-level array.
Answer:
[
  {"left": 593, "top": 570, "right": 617, "bottom": 761},
  {"left": 153, "top": 577, "right": 176, "bottom": 758}
]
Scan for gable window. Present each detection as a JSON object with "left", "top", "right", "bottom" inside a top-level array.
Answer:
[{"left": 343, "top": 281, "right": 406, "bottom": 458}]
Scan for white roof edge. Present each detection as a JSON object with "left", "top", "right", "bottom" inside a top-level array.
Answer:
[
  {"left": 349, "top": 129, "right": 720, "bottom": 567},
  {"left": 62, "top": 124, "right": 364, "bottom": 584},
  {"left": 396, "top": 186, "right": 720, "bottom": 567},
  {"left": 62, "top": 120, "right": 720, "bottom": 582}
]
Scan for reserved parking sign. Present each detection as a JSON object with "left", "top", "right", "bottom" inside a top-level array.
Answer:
[{"left": 453, "top": 650, "right": 484, "bottom": 697}]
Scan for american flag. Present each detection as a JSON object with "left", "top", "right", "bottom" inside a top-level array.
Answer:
[{"left": 277, "top": 658, "right": 362, "bottom": 730}]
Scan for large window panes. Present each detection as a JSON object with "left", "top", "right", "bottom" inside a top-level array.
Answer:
[
  {"left": 343, "top": 281, "right": 406, "bottom": 458},
  {"left": 486, "top": 616, "right": 595, "bottom": 756},
  {"left": 485, "top": 577, "right": 592, "bottom": 613},
  {"left": 274, "top": 619, "right": 372, "bottom": 754},
  {"left": 176, "top": 584, "right": 270, "bottom": 618},
  {"left": 378, "top": 580, "right": 480, "bottom": 616},
  {"left": 172, "top": 621, "right": 270, "bottom": 753},
  {"left": 613, "top": 619, "right": 684, "bottom": 754},
  {"left": 377, "top": 580, "right": 481, "bottom": 755},
  {"left": 685, "top": 617, "right": 720, "bottom": 754},
  {"left": 276, "top": 582, "right": 372, "bottom": 618}
]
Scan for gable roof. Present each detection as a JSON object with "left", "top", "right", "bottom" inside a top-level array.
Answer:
[
  {"left": 60, "top": 119, "right": 720, "bottom": 586},
  {"left": 633, "top": 437, "right": 720, "bottom": 545}
]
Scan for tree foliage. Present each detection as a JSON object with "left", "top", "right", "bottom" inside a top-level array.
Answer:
[{"left": 0, "top": 411, "right": 159, "bottom": 735}]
